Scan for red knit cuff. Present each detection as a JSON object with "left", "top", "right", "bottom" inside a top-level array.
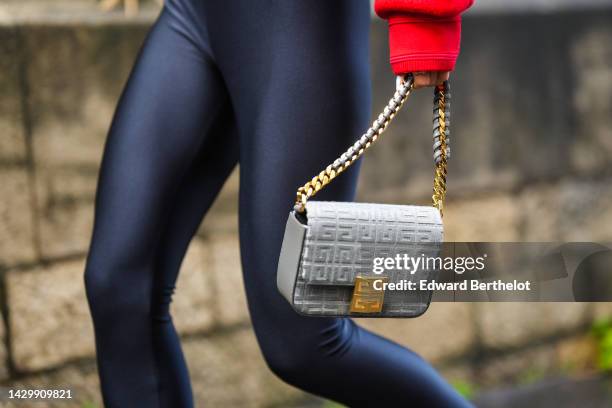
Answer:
[{"left": 387, "top": 15, "right": 462, "bottom": 75}]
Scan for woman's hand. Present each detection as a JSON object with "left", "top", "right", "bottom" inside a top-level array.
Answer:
[{"left": 412, "top": 71, "right": 450, "bottom": 88}]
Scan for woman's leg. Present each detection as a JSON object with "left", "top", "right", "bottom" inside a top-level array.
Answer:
[
  {"left": 84, "top": 6, "right": 237, "bottom": 407},
  {"left": 204, "top": 1, "right": 472, "bottom": 406}
]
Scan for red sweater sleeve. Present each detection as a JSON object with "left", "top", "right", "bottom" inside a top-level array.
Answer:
[{"left": 375, "top": 0, "right": 474, "bottom": 74}]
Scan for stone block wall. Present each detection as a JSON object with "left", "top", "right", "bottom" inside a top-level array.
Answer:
[{"left": 0, "top": 7, "right": 611, "bottom": 407}]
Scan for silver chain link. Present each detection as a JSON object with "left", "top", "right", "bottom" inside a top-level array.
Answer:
[{"left": 330, "top": 75, "right": 414, "bottom": 171}]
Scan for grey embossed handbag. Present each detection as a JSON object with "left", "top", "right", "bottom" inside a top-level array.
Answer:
[{"left": 277, "top": 75, "right": 450, "bottom": 317}]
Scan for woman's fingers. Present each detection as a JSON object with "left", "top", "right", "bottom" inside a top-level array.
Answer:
[
  {"left": 438, "top": 71, "right": 450, "bottom": 84},
  {"left": 412, "top": 72, "right": 434, "bottom": 89},
  {"left": 412, "top": 71, "right": 450, "bottom": 89}
]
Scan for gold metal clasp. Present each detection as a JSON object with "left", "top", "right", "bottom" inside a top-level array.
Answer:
[{"left": 349, "top": 276, "right": 387, "bottom": 313}]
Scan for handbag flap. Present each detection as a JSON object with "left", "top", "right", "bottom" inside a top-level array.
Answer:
[{"left": 300, "top": 201, "right": 443, "bottom": 286}]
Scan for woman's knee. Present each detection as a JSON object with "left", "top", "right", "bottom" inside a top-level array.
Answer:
[
  {"left": 84, "top": 252, "right": 149, "bottom": 323},
  {"left": 259, "top": 341, "right": 314, "bottom": 385}
]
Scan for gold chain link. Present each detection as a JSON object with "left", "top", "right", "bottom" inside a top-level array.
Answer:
[{"left": 432, "top": 83, "right": 448, "bottom": 216}]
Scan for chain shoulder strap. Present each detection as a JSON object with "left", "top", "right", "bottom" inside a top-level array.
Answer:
[
  {"left": 294, "top": 75, "right": 450, "bottom": 217},
  {"left": 432, "top": 81, "right": 450, "bottom": 215}
]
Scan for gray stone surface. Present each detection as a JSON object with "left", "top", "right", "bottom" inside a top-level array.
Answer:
[
  {"left": 0, "top": 28, "right": 25, "bottom": 163},
  {"left": 476, "top": 343, "right": 566, "bottom": 388},
  {"left": 209, "top": 235, "right": 249, "bottom": 326},
  {"left": 0, "top": 360, "right": 102, "bottom": 408},
  {"left": 443, "top": 194, "right": 521, "bottom": 241},
  {"left": 7, "top": 259, "right": 94, "bottom": 371},
  {"left": 520, "top": 179, "right": 612, "bottom": 241},
  {"left": 519, "top": 184, "right": 561, "bottom": 241},
  {"left": 172, "top": 238, "right": 215, "bottom": 335},
  {"left": 21, "top": 25, "right": 148, "bottom": 259},
  {"left": 0, "top": 169, "right": 37, "bottom": 267},
  {"left": 477, "top": 303, "right": 589, "bottom": 350},
  {"left": 555, "top": 334, "right": 599, "bottom": 373},
  {"left": 0, "top": 309, "right": 7, "bottom": 380},
  {"left": 474, "top": 334, "right": 598, "bottom": 393},
  {"left": 184, "top": 327, "right": 305, "bottom": 407},
  {"left": 475, "top": 375, "right": 612, "bottom": 408},
  {"left": 0, "top": 0, "right": 161, "bottom": 25},
  {"left": 0, "top": 29, "right": 37, "bottom": 267},
  {"left": 592, "top": 302, "right": 612, "bottom": 320},
  {"left": 36, "top": 181, "right": 95, "bottom": 259},
  {"left": 570, "top": 23, "right": 612, "bottom": 174},
  {"left": 442, "top": 177, "right": 612, "bottom": 243},
  {"left": 468, "top": 0, "right": 612, "bottom": 14}
]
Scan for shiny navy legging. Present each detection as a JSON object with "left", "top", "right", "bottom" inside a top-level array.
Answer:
[{"left": 84, "top": 1, "right": 472, "bottom": 407}]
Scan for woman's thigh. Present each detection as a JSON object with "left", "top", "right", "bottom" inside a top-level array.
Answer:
[
  {"left": 85, "top": 9, "right": 234, "bottom": 406},
  {"left": 204, "top": 0, "right": 373, "bottom": 351},
  {"left": 88, "top": 9, "right": 228, "bottom": 276}
]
